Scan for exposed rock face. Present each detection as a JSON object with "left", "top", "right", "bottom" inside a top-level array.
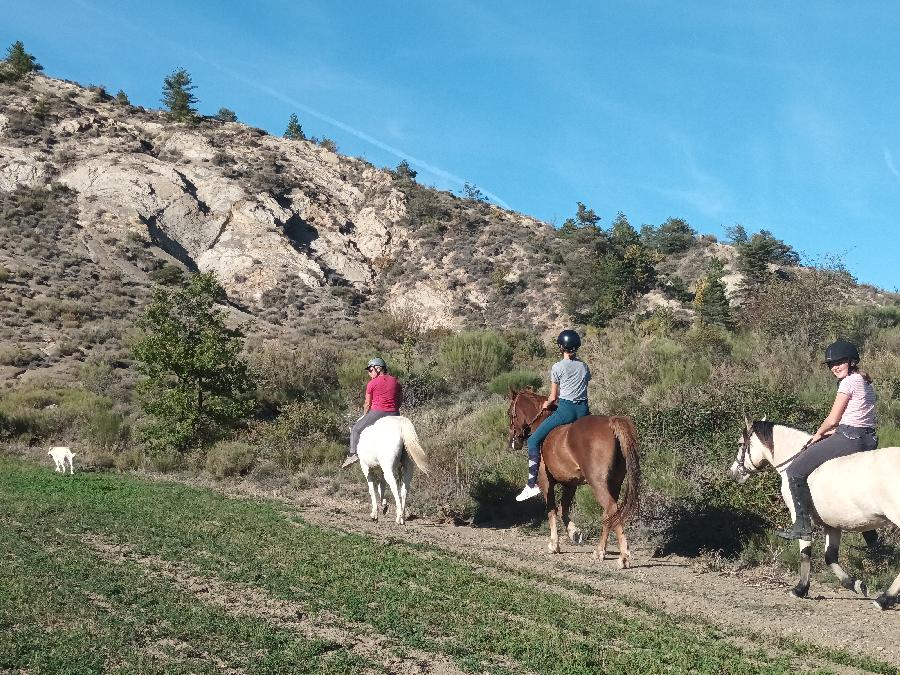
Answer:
[{"left": 0, "top": 75, "right": 561, "bottom": 331}]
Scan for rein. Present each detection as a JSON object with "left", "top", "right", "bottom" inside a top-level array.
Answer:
[{"left": 737, "top": 428, "right": 806, "bottom": 477}]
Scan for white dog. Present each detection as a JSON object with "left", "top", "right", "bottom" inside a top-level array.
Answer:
[{"left": 48, "top": 446, "right": 75, "bottom": 474}]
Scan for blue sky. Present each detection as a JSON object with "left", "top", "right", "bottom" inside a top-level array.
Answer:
[{"left": 4, "top": 1, "right": 899, "bottom": 290}]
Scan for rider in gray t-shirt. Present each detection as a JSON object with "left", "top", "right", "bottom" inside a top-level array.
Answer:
[{"left": 515, "top": 330, "right": 591, "bottom": 502}]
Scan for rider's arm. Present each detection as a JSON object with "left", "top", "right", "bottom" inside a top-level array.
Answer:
[
  {"left": 809, "top": 392, "right": 849, "bottom": 444},
  {"left": 542, "top": 383, "right": 560, "bottom": 410},
  {"left": 362, "top": 391, "right": 372, "bottom": 415}
]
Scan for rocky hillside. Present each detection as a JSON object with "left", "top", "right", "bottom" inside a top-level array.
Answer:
[
  {"left": 0, "top": 73, "right": 892, "bottom": 388},
  {"left": 0, "top": 74, "right": 565, "bottom": 338}
]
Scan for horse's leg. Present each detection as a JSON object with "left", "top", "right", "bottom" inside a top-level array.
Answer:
[
  {"left": 596, "top": 522, "right": 610, "bottom": 561},
  {"left": 791, "top": 539, "right": 813, "bottom": 598},
  {"left": 560, "top": 484, "right": 583, "bottom": 545},
  {"left": 400, "top": 454, "right": 414, "bottom": 521},
  {"left": 824, "top": 527, "right": 868, "bottom": 596},
  {"left": 541, "top": 471, "right": 559, "bottom": 554},
  {"left": 873, "top": 570, "right": 900, "bottom": 610},
  {"left": 362, "top": 465, "right": 379, "bottom": 522},
  {"left": 382, "top": 464, "right": 405, "bottom": 525}
]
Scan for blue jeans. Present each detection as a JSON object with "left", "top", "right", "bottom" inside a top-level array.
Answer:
[{"left": 526, "top": 399, "right": 590, "bottom": 487}]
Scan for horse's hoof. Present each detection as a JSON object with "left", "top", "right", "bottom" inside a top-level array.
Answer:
[
  {"left": 593, "top": 550, "right": 606, "bottom": 561},
  {"left": 617, "top": 558, "right": 628, "bottom": 570},
  {"left": 847, "top": 579, "right": 868, "bottom": 597},
  {"left": 572, "top": 531, "right": 584, "bottom": 545},
  {"left": 790, "top": 583, "right": 810, "bottom": 599},
  {"left": 872, "top": 594, "right": 896, "bottom": 610},
  {"left": 548, "top": 543, "right": 560, "bottom": 554},
  {"left": 382, "top": 502, "right": 389, "bottom": 515}
]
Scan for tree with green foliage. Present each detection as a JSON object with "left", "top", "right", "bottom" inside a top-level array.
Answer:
[
  {"left": 1, "top": 41, "right": 42, "bottom": 82},
  {"left": 693, "top": 259, "right": 732, "bottom": 328},
  {"left": 392, "top": 160, "right": 417, "bottom": 182},
  {"left": 609, "top": 212, "right": 640, "bottom": 249},
  {"left": 161, "top": 68, "right": 198, "bottom": 122},
  {"left": 216, "top": 107, "right": 237, "bottom": 122},
  {"left": 725, "top": 224, "right": 748, "bottom": 245},
  {"left": 641, "top": 217, "right": 696, "bottom": 253},
  {"left": 284, "top": 113, "right": 305, "bottom": 140},
  {"left": 115, "top": 90, "right": 130, "bottom": 105},
  {"left": 463, "top": 182, "right": 489, "bottom": 202},
  {"left": 133, "top": 272, "right": 254, "bottom": 455},
  {"left": 736, "top": 229, "right": 800, "bottom": 299}
]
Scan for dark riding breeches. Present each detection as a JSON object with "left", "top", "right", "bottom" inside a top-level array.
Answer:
[{"left": 785, "top": 425, "right": 878, "bottom": 480}]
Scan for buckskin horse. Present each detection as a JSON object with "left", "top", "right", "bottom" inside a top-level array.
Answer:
[
  {"left": 730, "top": 418, "right": 900, "bottom": 610},
  {"left": 508, "top": 390, "right": 640, "bottom": 567}
]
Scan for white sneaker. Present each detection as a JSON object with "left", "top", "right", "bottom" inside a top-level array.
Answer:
[{"left": 515, "top": 484, "right": 541, "bottom": 501}]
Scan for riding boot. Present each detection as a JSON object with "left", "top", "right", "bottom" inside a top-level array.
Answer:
[{"left": 777, "top": 477, "right": 815, "bottom": 540}]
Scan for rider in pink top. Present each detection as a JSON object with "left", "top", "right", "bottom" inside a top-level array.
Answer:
[
  {"left": 341, "top": 357, "right": 402, "bottom": 468},
  {"left": 778, "top": 340, "right": 878, "bottom": 540}
]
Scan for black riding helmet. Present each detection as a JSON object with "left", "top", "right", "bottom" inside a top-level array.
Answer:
[
  {"left": 824, "top": 340, "right": 859, "bottom": 364},
  {"left": 556, "top": 329, "right": 581, "bottom": 352}
]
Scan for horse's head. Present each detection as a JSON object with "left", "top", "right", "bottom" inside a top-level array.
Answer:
[
  {"left": 728, "top": 415, "right": 776, "bottom": 484},
  {"left": 507, "top": 389, "right": 544, "bottom": 451}
]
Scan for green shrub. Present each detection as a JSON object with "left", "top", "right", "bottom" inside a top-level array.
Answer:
[
  {"left": 251, "top": 401, "right": 342, "bottom": 471},
  {"left": 488, "top": 370, "right": 542, "bottom": 396},
  {"left": 115, "top": 448, "right": 144, "bottom": 471},
  {"left": 206, "top": 440, "right": 256, "bottom": 478},
  {"left": 438, "top": 331, "right": 513, "bottom": 388},
  {"left": 148, "top": 262, "right": 184, "bottom": 285}
]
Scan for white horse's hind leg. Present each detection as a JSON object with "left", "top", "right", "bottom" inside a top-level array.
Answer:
[
  {"left": 361, "top": 465, "right": 380, "bottom": 522},
  {"left": 792, "top": 539, "right": 813, "bottom": 598},
  {"left": 400, "top": 454, "right": 414, "bottom": 519},
  {"left": 382, "top": 466, "right": 404, "bottom": 525},
  {"left": 377, "top": 478, "right": 388, "bottom": 515},
  {"left": 873, "top": 571, "right": 900, "bottom": 610},
  {"left": 824, "top": 527, "right": 867, "bottom": 596}
]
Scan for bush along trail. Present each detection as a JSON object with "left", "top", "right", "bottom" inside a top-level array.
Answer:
[{"left": 2, "top": 459, "right": 898, "bottom": 675}]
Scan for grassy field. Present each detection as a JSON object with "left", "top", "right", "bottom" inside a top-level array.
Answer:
[{"left": 1, "top": 458, "right": 896, "bottom": 675}]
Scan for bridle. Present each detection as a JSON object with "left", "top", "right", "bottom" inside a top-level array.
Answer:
[
  {"left": 734, "top": 428, "right": 764, "bottom": 478},
  {"left": 508, "top": 394, "right": 550, "bottom": 444}
]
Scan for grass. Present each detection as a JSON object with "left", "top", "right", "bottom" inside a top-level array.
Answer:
[{"left": 1, "top": 458, "right": 897, "bottom": 674}]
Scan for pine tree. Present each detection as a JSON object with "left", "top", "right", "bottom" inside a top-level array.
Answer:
[
  {"left": 115, "top": 89, "right": 130, "bottom": 105},
  {"left": 3, "top": 41, "right": 42, "bottom": 81},
  {"left": 133, "top": 272, "right": 254, "bottom": 455},
  {"left": 694, "top": 259, "right": 732, "bottom": 328},
  {"left": 284, "top": 113, "right": 305, "bottom": 140},
  {"left": 392, "top": 160, "right": 417, "bottom": 182},
  {"left": 215, "top": 107, "right": 237, "bottom": 123},
  {"left": 161, "top": 68, "right": 198, "bottom": 122}
]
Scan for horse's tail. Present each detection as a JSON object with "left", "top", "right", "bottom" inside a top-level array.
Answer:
[
  {"left": 397, "top": 416, "right": 429, "bottom": 474},
  {"left": 607, "top": 416, "right": 641, "bottom": 529}
]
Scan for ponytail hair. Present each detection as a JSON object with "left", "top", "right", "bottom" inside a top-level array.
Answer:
[{"left": 849, "top": 362, "right": 873, "bottom": 384}]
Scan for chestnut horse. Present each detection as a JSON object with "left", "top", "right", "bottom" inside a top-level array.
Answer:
[{"left": 508, "top": 390, "right": 640, "bottom": 567}]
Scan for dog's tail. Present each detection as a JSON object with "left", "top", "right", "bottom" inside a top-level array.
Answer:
[{"left": 397, "top": 416, "right": 429, "bottom": 474}]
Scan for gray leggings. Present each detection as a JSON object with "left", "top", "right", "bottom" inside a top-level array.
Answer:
[
  {"left": 786, "top": 425, "right": 878, "bottom": 480},
  {"left": 349, "top": 410, "right": 399, "bottom": 455}
]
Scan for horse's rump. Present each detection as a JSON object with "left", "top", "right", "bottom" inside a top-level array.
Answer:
[
  {"left": 542, "top": 414, "right": 640, "bottom": 528},
  {"left": 809, "top": 446, "right": 900, "bottom": 528}
]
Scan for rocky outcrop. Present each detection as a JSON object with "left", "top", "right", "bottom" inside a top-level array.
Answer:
[{"left": 0, "top": 74, "right": 560, "bottom": 331}]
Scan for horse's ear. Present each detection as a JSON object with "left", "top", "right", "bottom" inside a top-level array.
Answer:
[
  {"left": 743, "top": 412, "right": 752, "bottom": 431},
  {"left": 761, "top": 415, "right": 767, "bottom": 422}
]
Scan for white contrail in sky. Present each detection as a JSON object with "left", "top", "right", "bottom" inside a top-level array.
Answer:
[
  {"left": 884, "top": 148, "right": 900, "bottom": 184},
  {"left": 71, "top": 0, "right": 510, "bottom": 208}
]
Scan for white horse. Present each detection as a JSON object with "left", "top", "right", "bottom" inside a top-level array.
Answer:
[
  {"left": 48, "top": 446, "right": 75, "bottom": 474},
  {"left": 729, "top": 419, "right": 900, "bottom": 610},
  {"left": 357, "top": 416, "right": 429, "bottom": 525}
]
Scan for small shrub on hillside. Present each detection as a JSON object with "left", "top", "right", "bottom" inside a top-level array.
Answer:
[
  {"left": 401, "top": 370, "right": 448, "bottom": 408},
  {"left": 438, "top": 331, "right": 513, "bottom": 388},
  {"left": 249, "top": 339, "right": 342, "bottom": 409},
  {"left": 149, "top": 262, "right": 185, "bottom": 285},
  {"left": 488, "top": 370, "right": 542, "bottom": 396},
  {"left": 0, "top": 343, "right": 38, "bottom": 366},
  {"left": 251, "top": 400, "right": 342, "bottom": 471},
  {"left": 502, "top": 330, "right": 547, "bottom": 362},
  {"left": 206, "top": 440, "right": 256, "bottom": 478}
]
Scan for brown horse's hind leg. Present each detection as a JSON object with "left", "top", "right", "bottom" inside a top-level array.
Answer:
[
  {"left": 590, "top": 490, "right": 630, "bottom": 568},
  {"left": 560, "top": 484, "right": 584, "bottom": 545}
]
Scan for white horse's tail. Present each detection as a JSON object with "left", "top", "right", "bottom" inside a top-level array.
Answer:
[{"left": 397, "top": 416, "right": 429, "bottom": 474}]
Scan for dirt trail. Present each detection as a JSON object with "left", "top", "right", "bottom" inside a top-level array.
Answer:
[
  {"left": 144, "top": 471, "right": 900, "bottom": 671},
  {"left": 282, "top": 483, "right": 900, "bottom": 669}
]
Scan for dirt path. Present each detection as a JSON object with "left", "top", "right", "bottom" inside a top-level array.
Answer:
[
  {"left": 297, "top": 486, "right": 900, "bottom": 666},
  {"left": 147, "top": 471, "right": 900, "bottom": 670}
]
